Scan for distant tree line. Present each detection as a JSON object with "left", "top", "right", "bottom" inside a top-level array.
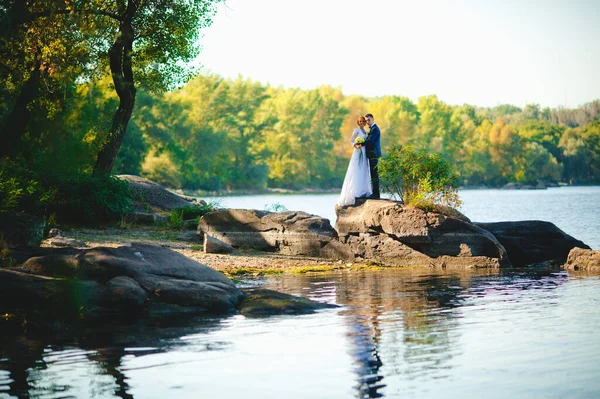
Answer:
[{"left": 107, "top": 74, "right": 598, "bottom": 190}]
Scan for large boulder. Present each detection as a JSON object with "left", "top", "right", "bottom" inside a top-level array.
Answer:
[
  {"left": 0, "top": 212, "right": 45, "bottom": 247},
  {"left": 474, "top": 221, "right": 590, "bottom": 267},
  {"left": 336, "top": 200, "right": 510, "bottom": 268},
  {"left": 198, "top": 209, "right": 342, "bottom": 257},
  {"left": 563, "top": 248, "right": 600, "bottom": 271},
  {"left": 0, "top": 243, "right": 246, "bottom": 324},
  {"left": 117, "top": 175, "right": 203, "bottom": 212}
]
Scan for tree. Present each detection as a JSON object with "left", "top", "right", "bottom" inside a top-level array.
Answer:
[
  {"left": 90, "top": 0, "right": 221, "bottom": 176},
  {"left": 378, "top": 145, "right": 461, "bottom": 209},
  {"left": 0, "top": 0, "right": 102, "bottom": 158}
]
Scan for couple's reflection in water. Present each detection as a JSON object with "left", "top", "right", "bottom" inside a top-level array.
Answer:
[
  {"left": 270, "top": 267, "right": 567, "bottom": 398},
  {"left": 0, "top": 268, "right": 566, "bottom": 398}
]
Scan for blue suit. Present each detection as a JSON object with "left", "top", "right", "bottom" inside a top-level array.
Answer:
[
  {"left": 365, "top": 124, "right": 381, "bottom": 198},
  {"left": 365, "top": 124, "right": 382, "bottom": 159}
]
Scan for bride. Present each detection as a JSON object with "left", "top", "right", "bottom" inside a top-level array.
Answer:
[{"left": 337, "top": 115, "right": 372, "bottom": 206}]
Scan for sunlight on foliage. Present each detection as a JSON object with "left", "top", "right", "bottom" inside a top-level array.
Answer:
[{"left": 378, "top": 145, "right": 461, "bottom": 210}]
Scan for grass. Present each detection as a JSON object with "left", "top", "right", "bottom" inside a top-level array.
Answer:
[{"left": 222, "top": 262, "right": 390, "bottom": 278}]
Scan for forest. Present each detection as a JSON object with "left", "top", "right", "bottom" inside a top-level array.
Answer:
[{"left": 2, "top": 1, "right": 600, "bottom": 197}]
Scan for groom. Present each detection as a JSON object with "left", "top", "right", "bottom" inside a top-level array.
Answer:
[{"left": 364, "top": 113, "right": 381, "bottom": 199}]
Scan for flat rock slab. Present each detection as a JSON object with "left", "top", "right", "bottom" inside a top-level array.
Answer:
[{"left": 564, "top": 247, "right": 600, "bottom": 271}]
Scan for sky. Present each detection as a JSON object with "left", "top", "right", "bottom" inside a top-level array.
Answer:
[{"left": 196, "top": 0, "right": 600, "bottom": 109}]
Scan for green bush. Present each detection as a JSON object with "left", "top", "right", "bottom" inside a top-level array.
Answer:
[
  {"left": 378, "top": 145, "right": 461, "bottom": 210},
  {"left": 179, "top": 203, "right": 215, "bottom": 220},
  {"left": 169, "top": 209, "right": 184, "bottom": 229},
  {"left": 0, "top": 162, "right": 132, "bottom": 224}
]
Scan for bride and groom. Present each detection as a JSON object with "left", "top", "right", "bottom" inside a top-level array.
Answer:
[{"left": 337, "top": 113, "right": 381, "bottom": 206}]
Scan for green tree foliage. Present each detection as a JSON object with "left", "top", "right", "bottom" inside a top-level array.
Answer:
[{"left": 378, "top": 145, "right": 461, "bottom": 209}]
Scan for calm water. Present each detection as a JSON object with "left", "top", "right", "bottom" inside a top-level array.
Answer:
[{"left": 1, "top": 187, "right": 600, "bottom": 398}]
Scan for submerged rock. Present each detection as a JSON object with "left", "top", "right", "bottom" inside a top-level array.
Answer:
[{"left": 238, "top": 288, "right": 337, "bottom": 317}]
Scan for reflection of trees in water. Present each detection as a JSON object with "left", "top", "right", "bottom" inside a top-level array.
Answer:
[{"left": 0, "top": 315, "right": 228, "bottom": 399}]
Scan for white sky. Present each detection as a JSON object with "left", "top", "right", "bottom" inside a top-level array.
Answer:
[{"left": 196, "top": 0, "right": 600, "bottom": 108}]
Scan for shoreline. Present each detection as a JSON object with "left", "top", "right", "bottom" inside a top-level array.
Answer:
[
  {"left": 167, "top": 182, "right": 597, "bottom": 198},
  {"left": 58, "top": 226, "right": 355, "bottom": 276}
]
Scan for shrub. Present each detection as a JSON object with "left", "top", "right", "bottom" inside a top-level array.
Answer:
[
  {"left": 0, "top": 161, "right": 132, "bottom": 224},
  {"left": 179, "top": 203, "right": 215, "bottom": 220},
  {"left": 378, "top": 145, "right": 461, "bottom": 210},
  {"left": 169, "top": 209, "right": 184, "bottom": 229}
]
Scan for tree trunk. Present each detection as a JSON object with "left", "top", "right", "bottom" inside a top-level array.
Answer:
[
  {"left": 0, "top": 64, "right": 41, "bottom": 158},
  {"left": 92, "top": 0, "right": 138, "bottom": 177}
]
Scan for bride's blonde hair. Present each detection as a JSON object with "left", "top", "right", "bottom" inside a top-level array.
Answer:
[{"left": 356, "top": 115, "right": 366, "bottom": 126}]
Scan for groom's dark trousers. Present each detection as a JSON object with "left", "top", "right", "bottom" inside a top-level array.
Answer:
[
  {"left": 369, "top": 157, "right": 380, "bottom": 199},
  {"left": 365, "top": 123, "right": 382, "bottom": 199}
]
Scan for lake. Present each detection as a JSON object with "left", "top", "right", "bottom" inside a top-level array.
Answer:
[{"left": 1, "top": 187, "right": 599, "bottom": 398}]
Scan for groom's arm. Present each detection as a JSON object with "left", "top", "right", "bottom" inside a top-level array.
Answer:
[{"left": 364, "top": 126, "right": 380, "bottom": 145}]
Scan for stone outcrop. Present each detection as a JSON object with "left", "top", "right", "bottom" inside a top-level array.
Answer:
[
  {"left": 117, "top": 175, "right": 205, "bottom": 212},
  {"left": 335, "top": 200, "right": 510, "bottom": 268},
  {"left": 474, "top": 221, "right": 590, "bottom": 267},
  {"left": 0, "top": 243, "right": 246, "bottom": 324},
  {"left": 198, "top": 209, "right": 344, "bottom": 257},
  {"left": 563, "top": 247, "right": 600, "bottom": 271}
]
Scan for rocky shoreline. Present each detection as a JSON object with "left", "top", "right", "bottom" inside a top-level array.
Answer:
[{"left": 2, "top": 175, "right": 598, "bottom": 333}]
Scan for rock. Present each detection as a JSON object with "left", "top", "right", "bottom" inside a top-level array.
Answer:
[
  {"left": 177, "top": 231, "right": 202, "bottom": 243},
  {"left": 21, "top": 253, "right": 80, "bottom": 277},
  {"left": 117, "top": 175, "right": 199, "bottom": 211},
  {"left": 563, "top": 248, "right": 600, "bottom": 271},
  {"left": 238, "top": 288, "right": 337, "bottom": 317},
  {"left": 183, "top": 219, "right": 198, "bottom": 230},
  {"left": 204, "top": 234, "right": 234, "bottom": 254},
  {"left": 0, "top": 212, "right": 45, "bottom": 247},
  {"left": 105, "top": 276, "right": 148, "bottom": 310},
  {"left": 124, "top": 211, "right": 167, "bottom": 225},
  {"left": 535, "top": 180, "right": 548, "bottom": 189},
  {"left": 474, "top": 221, "right": 590, "bottom": 267},
  {"left": 198, "top": 209, "right": 338, "bottom": 257},
  {"left": 502, "top": 182, "right": 520, "bottom": 190},
  {"left": 336, "top": 200, "right": 509, "bottom": 268},
  {"left": 48, "top": 228, "right": 61, "bottom": 238},
  {"left": 0, "top": 243, "right": 246, "bottom": 326},
  {"left": 47, "top": 236, "right": 86, "bottom": 248}
]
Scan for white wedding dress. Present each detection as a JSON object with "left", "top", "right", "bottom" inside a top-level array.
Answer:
[{"left": 337, "top": 128, "right": 372, "bottom": 206}]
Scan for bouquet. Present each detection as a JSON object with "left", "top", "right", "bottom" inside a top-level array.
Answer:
[{"left": 354, "top": 136, "right": 365, "bottom": 164}]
